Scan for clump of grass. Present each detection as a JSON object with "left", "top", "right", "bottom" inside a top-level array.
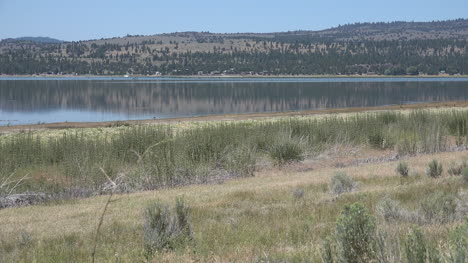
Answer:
[
  {"left": 448, "top": 218, "right": 468, "bottom": 262},
  {"left": 143, "top": 197, "right": 192, "bottom": 259},
  {"left": 404, "top": 226, "right": 427, "bottom": 262},
  {"left": 368, "top": 131, "right": 388, "bottom": 149},
  {"left": 378, "top": 197, "right": 437, "bottom": 224},
  {"left": 463, "top": 167, "right": 468, "bottom": 183},
  {"left": 448, "top": 160, "right": 467, "bottom": 176},
  {"left": 329, "top": 172, "right": 356, "bottom": 195},
  {"left": 267, "top": 133, "right": 305, "bottom": 166},
  {"left": 455, "top": 190, "right": 468, "bottom": 218},
  {"left": 376, "top": 197, "right": 406, "bottom": 222},
  {"left": 378, "top": 191, "right": 463, "bottom": 225},
  {"left": 426, "top": 160, "right": 443, "bottom": 178},
  {"left": 396, "top": 162, "right": 409, "bottom": 177},
  {"left": 292, "top": 188, "right": 305, "bottom": 200},
  {"left": 18, "top": 231, "right": 33, "bottom": 247},
  {"left": 419, "top": 191, "right": 457, "bottom": 223},
  {"left": 221, "top": 145, "right": 257, "bottom": 177}
]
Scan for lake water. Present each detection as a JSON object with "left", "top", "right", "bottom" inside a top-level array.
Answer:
[{"left": 1, "top": 77, "right": 468, "bottom": 125}]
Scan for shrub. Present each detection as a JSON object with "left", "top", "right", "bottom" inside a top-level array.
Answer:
[
  {"left": 368, "top": 131, "right": 387, "bottom": 149},
  {"left": 377, "top": 197, "right": 404, "bottom": 222},
  {"left": 267, "top": 134, "right": 305, "bottom": 165},
  {"left": 426, "top": 160, "right": 443, "bottom": 178},
  {"left": 377, "top": 197, "right": 423, "bottom": 224},
  {"left": 329, "top": 172, "right": 356, "bottom": 195},
  {"left": 448, "top": 219, "right": 468, "bottom": 263},
  {"left": 455, "top": 190, "right": 468, "bottom": 218},
  {"left": 405, "top": 226, "right": 443, "bottom": 262},
  {"left": 292, "top": 188, "right": 305, "bottom": 200},
  {"left": 448, "top": 160, "right": 467, "bottom": 176},
  {"left": 419, "top": 191, "right": 457, "bottom": 223},
  {"left": 396, "top": 162, "right": 409, "bottom": 177},
  {"left": 143, "top": 198, "right": 192, "bottom": 259},
  {"left": 335, "top": 203, "right": 376, "bottom": 263},
  {"left": 405, "top": 226, "right": 427, "bottom": 263},
  {"left": 463, "top": 167, "right": 468, "bottom": 183},
  {"left": 174, "top": 198, "right": 192, "bottom": 239}
]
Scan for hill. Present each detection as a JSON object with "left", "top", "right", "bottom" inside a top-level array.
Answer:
[
  {"left": 1, "top": 19, "right": 468, "bottom": 76},
  {"left": 13, "top": 36, "right": 64, "bottom": 43}
]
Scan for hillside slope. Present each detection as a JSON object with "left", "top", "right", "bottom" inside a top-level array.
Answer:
[
  {"left": 1, "top": 19, "right": 467, "bottom": 75},
  {"left": 13, "top": 37, "right": 64, "bottom": 43}
]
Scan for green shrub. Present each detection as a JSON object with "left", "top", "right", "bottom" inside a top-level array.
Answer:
[
  {"left": 174, "top": 198, "right": 192, "bottom": 239},
  {"left": 329, "top": 172, "right": 356, "bottom": 195},
  {"left": 419, "top": 191, "right": 457, "bottom": 223},
  {"left": 267, "top": 134, "right": 304, "bottom": 165},
  {"left": 426, "top": 160, "right": 443, "bottom": 178},
  {"left": 377, "top": 197, "right": 404, "bottom": 222},
  {"left": 335, "top": 203, "right": 376, "bottom": 263},
  {"left": 405, "top": 226, "right": 427, "bottom": 263},
  {"left": 448, "top": 219, "right": 468, "bottom": 263},
  {"left": 396, "top": 162, "right": 409, "bottom": 177},
  {"left": 463, "top": 167, "right": 468, "bottom": 183},
  {"left": 143, "top": 198, "right": 192, "bottom": 259},
  {"left": 368, "top": 131, "right": 387, "bottom": 149},
  {"left": 448, "top": 160, "right": 467, "bottom": 176},
  {"left": 404, "top": 225, "right": 443, "bottom": 262}
]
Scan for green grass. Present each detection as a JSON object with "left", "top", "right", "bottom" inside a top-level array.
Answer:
[{"left": 2, "top": 109, "right": 468, "bottom": 196}]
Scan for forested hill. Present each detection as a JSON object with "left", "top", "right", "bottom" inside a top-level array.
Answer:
[
  {"left": 1, "top": 19, "right": 468, "bottom": 76},
  {"left": 13, "top": 37, "right": 64, "bottom": 44}
]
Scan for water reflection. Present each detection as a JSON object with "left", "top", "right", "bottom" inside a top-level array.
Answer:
[{"left": 1, "top": 79, "right": 468, "bottom": 125}]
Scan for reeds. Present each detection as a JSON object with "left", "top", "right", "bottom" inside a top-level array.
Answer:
[{"left": 2, "top": 109, "right": 468, "bottom": 196}]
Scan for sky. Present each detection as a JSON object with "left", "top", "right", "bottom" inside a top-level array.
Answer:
[{"left": 1, "top": 0, "right": 467, "bottom": 41}]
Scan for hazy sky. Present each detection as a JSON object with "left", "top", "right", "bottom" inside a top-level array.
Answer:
[{"left": 1, "top": 0, "right": 467, "bottom": 41}]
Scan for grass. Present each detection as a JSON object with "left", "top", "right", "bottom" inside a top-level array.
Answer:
[
  {"left": 1, "top": 108, "right": 468, "bottom": 262},
  {"left": 0, "top": 149, "right": 467, "bottom": 262},
  {"left": 2, "top": 109, "right": 468, "bottom": 197}
]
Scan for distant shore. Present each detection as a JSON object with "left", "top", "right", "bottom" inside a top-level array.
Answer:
[{"left": 1, "top": 74, "right": 468, "bottom": 79}]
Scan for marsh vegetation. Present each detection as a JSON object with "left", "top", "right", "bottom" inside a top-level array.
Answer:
[
  {"left": 1, "top": 109, "right": 468, "bottom": 262},
  {"left": 2, "top": 109, "right": 468, "bottom": 198}
]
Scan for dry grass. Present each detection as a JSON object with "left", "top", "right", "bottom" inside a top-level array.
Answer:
[{"left": 0, "top": 148, "right": 467, "bottom": 262}]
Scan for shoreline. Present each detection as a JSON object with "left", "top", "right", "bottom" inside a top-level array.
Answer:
[
  {"left": 1, "top": 74, "right": 468, "bottom": 79},
  {"left": 2, "top": 100, "right": 468, "bottom": 132}
]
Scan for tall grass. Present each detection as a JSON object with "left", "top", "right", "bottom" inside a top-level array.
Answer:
[{"left": 2, "top": 109, "right": 468, "bottom": 196}]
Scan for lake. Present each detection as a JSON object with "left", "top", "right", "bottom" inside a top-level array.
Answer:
[{"left": 1, "top": 77, "right": 468, "bottom": 125}]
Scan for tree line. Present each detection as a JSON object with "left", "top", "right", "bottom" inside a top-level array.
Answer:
[{"left": 0, "top": 38, "right": 467, "bottom": 75}]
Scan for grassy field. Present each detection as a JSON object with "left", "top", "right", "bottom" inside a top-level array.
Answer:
[
  {"left": 2, "top": 108, "right": 468, "bottom": 194},
  {"left": 1, "top": 108, "right": 468, "bottom": 262},
  {"left": 1, "top": 150, "right": 467, "bottom": 262}
]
